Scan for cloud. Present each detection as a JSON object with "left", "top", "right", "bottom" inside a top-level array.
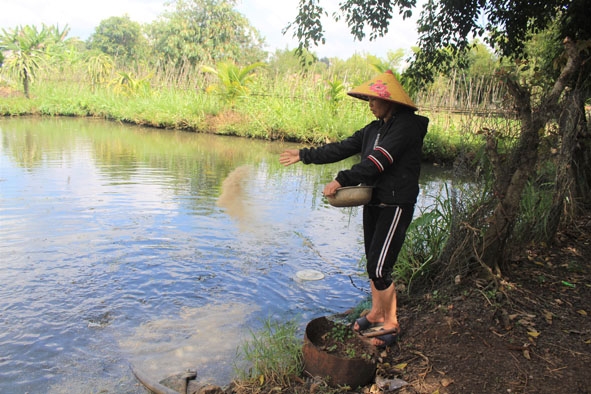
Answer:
[
  {"left": 0, "top": 0, "right": 421, "bottom": 59},
  {"left": 236, "top": 0, "right": 420, "bottom": 58},
  {"left": 0, "top": 0, "right": 165, "bottom": 40}
]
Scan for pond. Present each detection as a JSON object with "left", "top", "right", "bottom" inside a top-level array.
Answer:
[{"left": 0, "top": 117, "right": 451, "bottom": 393}]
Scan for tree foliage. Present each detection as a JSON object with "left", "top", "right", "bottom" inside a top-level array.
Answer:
[
  {"left": 147, "top": 0, "right": 265, "bottom": 68},
  {"left": 408, "top": 0, "right": 590, "bottom": 85},
  {"left": 87, "top": 15, "right": 147, "bottom": 63},
  {"left": 286, "top": 0, "right": 589, "bottom": 84}
]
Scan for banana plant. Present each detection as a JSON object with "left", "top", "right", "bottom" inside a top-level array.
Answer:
[
  {"left": 326, "top": 77, "right": 346, "bottom": 115},
  {"left": 109, "top": 71, "right": 153, "bottom": 97},
  {"left": 201, "top": 61, "right": 266, "bottom": 105}
]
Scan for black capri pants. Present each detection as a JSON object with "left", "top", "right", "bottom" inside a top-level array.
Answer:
[{"left": 363, "top": 203, "right": 415, "bottom": 290}]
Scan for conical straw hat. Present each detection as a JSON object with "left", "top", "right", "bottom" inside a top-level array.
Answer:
[{"left": 347, "top": 70, "right": 417, "bottom": 110}]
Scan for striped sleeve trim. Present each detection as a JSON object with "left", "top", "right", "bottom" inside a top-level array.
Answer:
[
  {"left": 375, "top": 146, "right": 393, "bottom": 163},
  {"left": 368, "top": 155, "right": 384, "bottom": 172}
]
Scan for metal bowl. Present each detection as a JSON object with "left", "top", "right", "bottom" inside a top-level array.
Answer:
[{"left": 326, "top": 185, "right": 373, "bottom": 207}]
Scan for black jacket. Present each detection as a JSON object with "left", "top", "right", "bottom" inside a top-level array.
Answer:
[{"left": 299, "top": 112, "right": 429, "bottom": 205}]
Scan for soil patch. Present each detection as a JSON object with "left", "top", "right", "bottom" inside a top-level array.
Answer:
[
  {"left": 377, "top": 211, "right": 591, "bottom": 394},
  {"left": 204, "top": 110, "right": 248, "bottom": 133},
  {"left": 0, "top": 86, "right": 23, "bottom": 98}
]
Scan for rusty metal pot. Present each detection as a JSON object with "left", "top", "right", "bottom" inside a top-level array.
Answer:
[{"left": 302, "top": 316, "right": 376, "bottom": 388}]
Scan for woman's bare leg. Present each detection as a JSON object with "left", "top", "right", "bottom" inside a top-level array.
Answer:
[
  {"left": 370, "top": 282, "right": 399, "bottom": 347},
  {"left": 353, "top": 281, "right": 384, "bottom": 330}
]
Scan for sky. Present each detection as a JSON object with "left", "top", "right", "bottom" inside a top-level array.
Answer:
[{"left": 0, "top": 0, "right": 423, "bottom": 60}]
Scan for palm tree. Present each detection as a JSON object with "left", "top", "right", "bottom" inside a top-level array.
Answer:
[
  {"left": 85, "top": 51, "right": 114, "bottom": 91},
  {"left": 201, "top": 61, "right": 266, "bottom": 105},
  {"left": 0, "top": 25, "right": 61, "bottom": 98}
]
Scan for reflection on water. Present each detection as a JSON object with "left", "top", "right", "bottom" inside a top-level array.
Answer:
[
  {"left": 119, "top": 303, "right": 259, "bottom": 384},
  {"left": 0, "top": 117, "right": 453, "bottom": 393}
]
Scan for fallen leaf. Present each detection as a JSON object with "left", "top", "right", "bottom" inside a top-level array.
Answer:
[
  {"left": 441, "top": 378, "right": 454, "bottom": 387},
  {"left": 518, "top": 318, "right": 536, "bottom": 327},
  {"left": 310, "top": 382, "right": 320, "bottom": 394},
  {"left": 528, "top": 330, "right": 541, "bottom": 338},
  {"left": 523, "top": 349, "right": 531, "bottom": 360},
  {"left": 543, "top": 310, "right": 553, "bottom": 324},
  {"left": 394, "top": 362, "right": 408, "bottom": 370},
  {"left": 577, "top": 310, "right": 587, "bottom": 316}
]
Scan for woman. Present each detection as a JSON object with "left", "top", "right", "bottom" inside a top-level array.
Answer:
[{"left": 279, "top": 70, "right": 429, "bottom": 347}]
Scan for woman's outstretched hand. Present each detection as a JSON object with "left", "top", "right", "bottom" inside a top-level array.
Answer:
[{"left": 279, "top": 149, "right": 300, "bottom": 166}]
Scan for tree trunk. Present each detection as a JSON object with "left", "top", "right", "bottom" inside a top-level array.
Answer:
[
  {"left": 434, "top": 38, "right": 585, "bottom": 278},
  {"left": 23, "top": 68, "right": 30, "bottom": 99},
  {"left": 479, "top": 82, "right": 543, "bottom": 273},
  {"left": 546, "top": 87, "right": 587, "bottom": 239},
  {"left": 477, "top": 38, "right": 583, "bottom": 271},
  {"left": 573, "top": 114, "right": 591, "bottom": 202},
  {"left": 478, "top": 38, "right": 583, "bottom": 271}
]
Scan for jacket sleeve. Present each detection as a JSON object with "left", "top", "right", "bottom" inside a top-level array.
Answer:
[
  {"left": 334, "top": 155, "right": 381, "bottom": 187},
  {"left": 335, "top": 115, "right": 423, "bottom": 187},
  {"left": 299, "top": 128, "right": 365, "bottom": 165}
]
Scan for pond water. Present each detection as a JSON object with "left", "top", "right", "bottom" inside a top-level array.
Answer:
[{"left": 0, "top": 117, "right": 451, "bottom": 393}]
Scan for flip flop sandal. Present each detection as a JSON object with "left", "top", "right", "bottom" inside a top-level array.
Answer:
[
  {"left": 373, "top": 332, "right": 398, "bottom": 348},
  {"left": 353, "top": 316, "right": 383, "bottom": 332},
  {"left": 362, "top": 326, "right": 399, "bottom": 338}
]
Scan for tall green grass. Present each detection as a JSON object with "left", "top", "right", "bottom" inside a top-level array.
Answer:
[
  {"left": 233, "top": 319, "right": 303, "bottom": 387},
  {"left": 232, "top": 317, "right": 348, "bottom": 393},
  {"left": 394, "top": 183, "right": 454, "bottom": 289},
  {"left": 1, "top": 63, "right": 484, "bottom": 164},
  {"left": 513, "top": 164, "right": 556, "bottom": 244}
]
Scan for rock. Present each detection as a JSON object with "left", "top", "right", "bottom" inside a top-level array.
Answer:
[
  {"left": 160, "top": 369, "right": 198, "bottom": 393},
  {"left": 195, "top": 384, "right": 224, "bottom": 394},
  {"left": 375, "top": 375, "right": 408, "bottom": 391}
]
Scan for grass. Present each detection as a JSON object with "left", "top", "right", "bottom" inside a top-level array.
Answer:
[
  {"left": 394, "top": 183, "right": 455, "bottom": 290},
  {"left": 1, "top": 66, "right": 488, "bottom": 166},
  {"left": 233, "top": 318, "right": 303, "bottom": 388}
]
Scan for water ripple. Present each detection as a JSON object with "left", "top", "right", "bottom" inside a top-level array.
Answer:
[{"left": 0, "top": 118, "right": 449, "bottom": 393}]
